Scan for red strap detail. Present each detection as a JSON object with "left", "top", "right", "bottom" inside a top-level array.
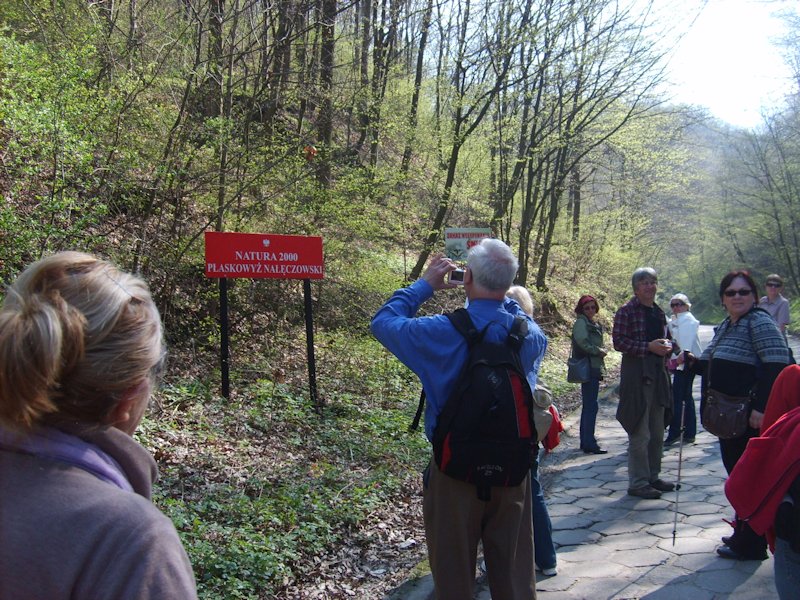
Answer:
[
  {"left": 510, "top": 372, "right": 532, "bottom": 438},
  {"left": 440, "top": 433, "right": 452, "bottom": 471}
]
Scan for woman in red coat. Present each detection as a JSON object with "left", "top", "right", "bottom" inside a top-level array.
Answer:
[{"left": 726, "top": 364, "right": 800, "bottom": 599}]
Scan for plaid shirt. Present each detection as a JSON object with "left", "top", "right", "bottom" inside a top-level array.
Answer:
[{"left": 612, "top": 296, "right": 669, "bottom": 358}]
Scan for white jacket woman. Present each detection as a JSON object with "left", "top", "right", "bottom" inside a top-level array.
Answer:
[
  {"left": 664, "top": 293, "right": 703, "bottom": 446},
  {"left": 667, "top": 294, "right": 702, "bottom": 370}
]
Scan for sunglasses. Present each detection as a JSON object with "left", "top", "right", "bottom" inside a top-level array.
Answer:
[
  {"left": 670, "top": 302, "right": 685, "bottom": 308},
  {"left": 583, "top": 305, "right": 598, "bottom": 311},
  {"left": 723, "top": 289, "right": 752, "bottom": 297},
  {"left": 766, "top": 282, "right": 782, "bottom": 288}
]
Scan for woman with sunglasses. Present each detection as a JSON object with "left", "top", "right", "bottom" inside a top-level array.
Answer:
[
  {"left": 698, "top": 270, "right": 792, "bottom": 561},
  {"left": 0, "top": 252, "right": 197, "bottom": 598},
  {"left": 571, "top": 295, "right": 608, "bottom": 454},
  {"left": 664, "top": 294, "right": 703, "bottom": 446}
]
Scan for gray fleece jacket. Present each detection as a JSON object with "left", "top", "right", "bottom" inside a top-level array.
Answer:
[{"left": 0, "top": 423, "right": 197, "bottom": 600}]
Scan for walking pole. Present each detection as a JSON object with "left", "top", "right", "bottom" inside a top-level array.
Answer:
[{"left": 671, "top": 359, "right": 689, "bottom": 546}]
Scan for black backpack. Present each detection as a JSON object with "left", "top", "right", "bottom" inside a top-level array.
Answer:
[{"left": 416, "top": 308, "right": 537, "bottom": 500}]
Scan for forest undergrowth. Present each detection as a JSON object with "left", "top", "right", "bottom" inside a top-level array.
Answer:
[{"left": 136, "top": 309, "right": 596, "bottom": 599}]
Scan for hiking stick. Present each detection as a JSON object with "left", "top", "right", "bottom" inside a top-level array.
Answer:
[{"left": 671, "top": 368, "right": 688, "bottom": 546}]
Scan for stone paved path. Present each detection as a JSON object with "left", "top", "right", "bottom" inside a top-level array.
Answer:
[
  {"left": 526, "top": 392, "right": 776, "bottom": 600},
  {"left": 388, "top": 325, "right": 790, "bottom": 599}
]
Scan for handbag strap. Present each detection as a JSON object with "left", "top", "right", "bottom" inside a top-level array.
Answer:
[
  {"left": 570, "top": 326, "right": 585, "bottom": 359},
  {"left": 707, "top": 311, "right": 761, "bottom": 387}
]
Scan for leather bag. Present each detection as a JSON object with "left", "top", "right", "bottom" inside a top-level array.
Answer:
[
  {"left": 567, "top": 355, "right": 591, "bottom": 384},
  {"left": 701, "top": 388, "right": 750, "bottom": 439},
  {"left": 701, "top": 313, "right": 764, "bottom": 440}
]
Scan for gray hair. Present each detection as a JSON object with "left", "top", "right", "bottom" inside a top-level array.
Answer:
[
  {"left": 467, "top": 238, "right": 518, "bottom": 292},
  {"left": 631, "top": 267, "right": 657, "bottom": 291}
]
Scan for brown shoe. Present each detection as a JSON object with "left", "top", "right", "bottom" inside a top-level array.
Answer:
[
  {"left": 649, "top": 479, "right": 675, "bottom": 492},
  {"left": 628, "top": 485, "right": 662, "bottom": 499}
]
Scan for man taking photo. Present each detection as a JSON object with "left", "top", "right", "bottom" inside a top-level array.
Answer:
[{"left": 371, "top": 238, "right": 547, "bottom": 600}]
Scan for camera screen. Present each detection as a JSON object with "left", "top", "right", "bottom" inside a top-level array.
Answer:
[{"left": 449, "top": 269, "right": 465, "bottom": 283}]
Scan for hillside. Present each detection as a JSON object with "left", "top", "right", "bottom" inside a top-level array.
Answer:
[{"left": 1, "top": 0, "right": 799, "bottom": 596}]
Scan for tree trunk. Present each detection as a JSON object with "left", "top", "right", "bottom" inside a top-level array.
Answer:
[
  {"left": 317, "top": 0, "right": 336, "bottom": 186},
  {"left": 408, "top": 139, "right": 463, "bottom": 280},
  {"left": 400, "top": 0, "right": 433, "bottom": 173},
  {"left": 354, "top": 0, "right": 372, "bottom": 151},
  {"left": 570, "top": 161, "right": 581, "bottom": 240}
]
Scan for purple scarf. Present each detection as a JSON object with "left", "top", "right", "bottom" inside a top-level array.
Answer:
[{"left": 0, "top": 424, "right": 133, "bottom": 492}]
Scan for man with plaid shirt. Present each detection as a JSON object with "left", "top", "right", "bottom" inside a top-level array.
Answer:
[{"left": 613, "top": 267, "right": 675, "bottom": 500}]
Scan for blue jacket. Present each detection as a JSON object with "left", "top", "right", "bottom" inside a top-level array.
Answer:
[{"left": 371, "top": 279, "right": 548, "bottom": 441}]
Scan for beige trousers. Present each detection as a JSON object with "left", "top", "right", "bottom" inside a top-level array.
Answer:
[{"left": 423, "top": 460, "right": 537, "bottom": 600}]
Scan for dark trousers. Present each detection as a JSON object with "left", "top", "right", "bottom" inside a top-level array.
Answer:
[
  {"left": 579, "top": 373, "right": 601, "bottom": 450},
  {"left": 530, "top": 460, "right": 556, "bottom": 570},
  {"left": 720, "top": 429, "right": 767, "bottom": 557},
  {"left": 667, "top": 370, "right": 696, "bottom": 440}
]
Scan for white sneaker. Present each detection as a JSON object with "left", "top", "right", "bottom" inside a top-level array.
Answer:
[{"left": 541, "top": 566, "right": 557, "bottom": 576}]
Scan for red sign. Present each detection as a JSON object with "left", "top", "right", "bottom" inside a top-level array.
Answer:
[{"left": 205, "top": 232, "right": 324, "bottom": 279}]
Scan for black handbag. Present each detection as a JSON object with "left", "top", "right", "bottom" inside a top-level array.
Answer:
[
  {"left": 702, "top": 388, "right": 750, "bottom": 439},
  {"left": 567, "top": 354, "right": 591, "bottom": 383},
  {"left": 701, "top": 317, "right": 756, "bottom": 439}
]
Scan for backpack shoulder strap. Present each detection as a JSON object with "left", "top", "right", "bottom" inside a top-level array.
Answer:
[
  {"left": 410, "top": 309, "right": 478, "bottom": 433},
  {"left": 508, "top": 315, "right": 528, "bottom": 351},
  {"left": 446, "top": 308, "right": 480, "bottom": 346},
  {"left": 409, "top": 388, "right": 425, "bottom": 432}
]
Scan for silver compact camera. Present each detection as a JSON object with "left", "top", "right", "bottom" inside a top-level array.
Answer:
[{"left": 448, "top": 268, "right": 465, "bottom": 284}]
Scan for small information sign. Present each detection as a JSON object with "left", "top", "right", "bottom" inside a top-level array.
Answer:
[{"left": 444, "top": 228, "right": 492, "bottom": 261}]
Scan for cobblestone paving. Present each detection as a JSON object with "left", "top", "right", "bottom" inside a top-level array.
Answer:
[
  {"left": 390, "top": 325, "right": 791, "bottom": 599},
  {"left": 524, "top": 393, "right": 777, "bottom": 600}
]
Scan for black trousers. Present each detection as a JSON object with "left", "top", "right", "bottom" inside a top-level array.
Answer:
[
  {"left": 720, "top": 428, "right": 767, "bottom": 556},
  {"left": 719, "top": 427, "right": 758, "bottom": 475}
]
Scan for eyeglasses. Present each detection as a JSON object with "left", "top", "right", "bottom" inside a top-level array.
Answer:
[
  {"left": 723, "top": 289, "right": 752, "bottom": 297},
  {"left": 766, "top": 282, "right": 782, "bottom": 288},
  {"left": 583, "top": 305, "right": 598, "bottom": 311},
  {"left": 670, "top": 302, "right": 685, "bottom": 308}
]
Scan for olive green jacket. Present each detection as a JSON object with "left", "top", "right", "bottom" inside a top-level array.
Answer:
[
  {"left": 616, "top": 352, "right": 673, "bottom": 434},
  {"left": 571, "top": 313, "right": 606, "bottom": 373}
]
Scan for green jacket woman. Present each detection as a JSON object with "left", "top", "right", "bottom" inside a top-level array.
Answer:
[
  {"left": 572, "top": 314, "right": 606, "bottom": 374},
  {"left": 571, "top": 295, "right": 607, "bottom": 454}
]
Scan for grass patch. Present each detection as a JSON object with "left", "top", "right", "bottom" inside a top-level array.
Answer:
[{"left": 140, "top": 335, "right": 429, "bottom": 598}]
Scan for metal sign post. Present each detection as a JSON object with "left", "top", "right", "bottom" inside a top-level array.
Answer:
[
  {"left": 219, "top": 277, "right": 230, "bottom": 398},
  {"left": 204, "top": 232, "right": 324, "bottom": 401},
  {"left": 303, "top": 278, "right": 319, "bottom": 411}
]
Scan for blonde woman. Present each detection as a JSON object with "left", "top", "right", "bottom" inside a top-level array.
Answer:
[
  {"left": 0, "top": 252, "right": 197, "bottom": 598},
  {"left": 507, "top": 285, "right": 558, "bottom": 576}
]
